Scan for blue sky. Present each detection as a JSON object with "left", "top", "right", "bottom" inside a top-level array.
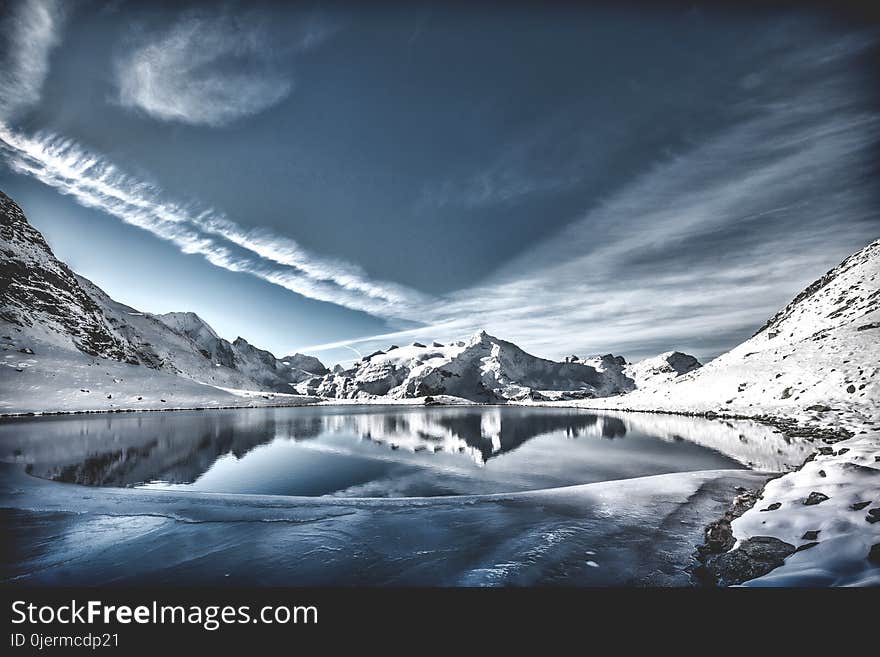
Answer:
[{"left": 1, "top": 1, "right": 878, "bottom": 366}]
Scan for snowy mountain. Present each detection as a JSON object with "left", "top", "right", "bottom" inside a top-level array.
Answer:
[
  {"left": 300, "top": 330, "right": 636, "bottom": 402},
  {"left": 0, "top": 190, "right": 135, "bottom": 363},
  {"left": 597, "top": 239, "right": 879, "bottom": 415},
  {"left": 155, "top": 311, "right": 327, "bottom": 389},
  {"left": 565, "top": 238, "right": 880, "bottom": 586},
  {"left": 1, "top": 191, "right": 324, "bottom": 410}
]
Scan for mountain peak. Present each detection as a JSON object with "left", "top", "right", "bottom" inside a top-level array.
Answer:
[
  {"left": 156, "top": 311, "right": 220, "bottom": 341},
  {"left": 467, "top": 329, "right": 494, "bottom": 346}
]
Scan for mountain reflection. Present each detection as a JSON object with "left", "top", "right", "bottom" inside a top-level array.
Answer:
[{"left": 3, "top": 407, "right": 628, "bottom": 487}]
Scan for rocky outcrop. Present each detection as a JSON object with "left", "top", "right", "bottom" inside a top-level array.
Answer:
[{"left": 705, "top": 536, "right": 797, "bottom": 586}]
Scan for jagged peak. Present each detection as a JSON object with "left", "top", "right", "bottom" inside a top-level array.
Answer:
[{"left": 467, "top": 329, "right": 496, "bottom": 347}]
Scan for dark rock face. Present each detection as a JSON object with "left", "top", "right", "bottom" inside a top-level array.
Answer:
[
  {"left": 662, "top": 351, "right": 701, "bottom": 375},
  {"left": 869, "top": 543, "right": 880, "bottom": 565},
  {"left": 0, "top": 191, "right": 135, "bottom": 362},
  {"left": 803, "top": 492, "right": 830, "bottom": 506},
  {"left": 710, "top": 536, "right": 796, "bottom": 586},
  {"left": 867, "top": 508, "right": 880, "bottom": 524},
  {"left": 851, "top": 501, "right": 871, "bottom": 511},
  {"left": 802, "top": 530, "right": 820, "bottom": 541}
]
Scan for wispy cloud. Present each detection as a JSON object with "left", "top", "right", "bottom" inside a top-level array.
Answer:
[
  {"left": 300, "top": 32, "right": 880, "bottom": 363},
  {"left": 418, "top": 116, "right": 585, "bottom": 210},
  {"left": 0, "top": 126, "right": 427, "bottom": 317},
  {"left": 0, "top": 0, "right": 65, "bottom": 121},
  {"left": 114, "top": 13, "right": 296, "bottom": 127}
]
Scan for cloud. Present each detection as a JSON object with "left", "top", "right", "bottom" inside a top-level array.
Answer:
[
  {"left": 0, "top": 126, "right": 427, "bottom": 317},
  {"left": 114, "top": 13, "right": 294, "bottom": 127},
  {"left": 2, "top": 11, "right": 876, "bottom": 368},
  {"left": 0, "top": 0, "right": 65, "bottom": 121},
  {"left": 299, "top": 32, "right": 880, "bottom": 363}
]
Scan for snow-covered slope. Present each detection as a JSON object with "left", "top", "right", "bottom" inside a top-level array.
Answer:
[
  {"left": 625, "top": 351, "right": 702, "bottom": 390},
  {"left": 303, "top": 330, "right": 635, "bottom": 402},
  {"left": 1, "top": 190, "right": 324, "bottom": 410},
  {"left": 587, "top": 239, "right": 879, "bottom": 416},
  {"left": 77, "top": 277, "right": 327, "bottom": 393},
  {"left": 154, "top": 312, "right": 325, "bottom": 387},
  {"left": 552, "top": 238, "right": 880, "bottom": 586}
]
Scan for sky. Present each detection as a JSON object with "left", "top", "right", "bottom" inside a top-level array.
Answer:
[{"left": 1, "top": 0, "right": 878, "bottom": 367}]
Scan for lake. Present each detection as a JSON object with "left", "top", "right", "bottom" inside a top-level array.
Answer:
[{"left": 0, "top": 405, "right": 770, "bottom": 498}]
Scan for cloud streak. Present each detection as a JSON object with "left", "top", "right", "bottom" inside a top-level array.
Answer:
[
  {"left": 115, "top": 13, "right": 295, "bottom": 127},
  {"left": 0, "top": 126, "right": 427, "bottom": 317},
  {"left": 300, "top": 31, "right": 880, "bottom": 363},
  {"left": 0, "top": 0, "right": 64, "bottom": 121}
]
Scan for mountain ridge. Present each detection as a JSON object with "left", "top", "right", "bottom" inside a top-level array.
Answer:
[{"left": 1, "top": 190, "right": 326, "bottom": 399}]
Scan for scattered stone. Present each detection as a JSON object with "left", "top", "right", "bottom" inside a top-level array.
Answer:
[
  {"left": 795, "top": 542, "right": 819, "bottom": 552},
  {"left": 867, "top": 508, "right": 880, "bottom": 524},
  {"left": 432, "top": 341, "right": 444, "bottom": 347},
  {"left": 869, "top": 544, "right": 880, "bottom": 565},
  {"left": 806, "top": 404, "right": 832, "bottom": 412},
  {"left": 802, "top": 530, "right": 820, "bottom": 541},
  {"left": 850, "top": 501, "right": 871, "bottom": 511},
  {"left": 835, "top": 448, "right": 849, "bottom": 456},
  {"left": 18, "top": 347, "right": 34, "bottom": 354},
  {"left": 803, "top": 492, "right": 829, "bottom": 506},
  {"left": 412, "top": 342, "right": 426, "bottom": 348},
  {"left": 709, "top": 536, "right": 796, "bottom": 586},
  {"left": 703, "top": 519, "right": 735, "bottom": 553},
  {"left": 760, "top": 502, "right": 782, "bottom": 512},
  {"left": 846, "top": 384, "right": 856, "bottom": 393},
  {"left": 818, "top": 470, "right": 826, "bottom": 477}
]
